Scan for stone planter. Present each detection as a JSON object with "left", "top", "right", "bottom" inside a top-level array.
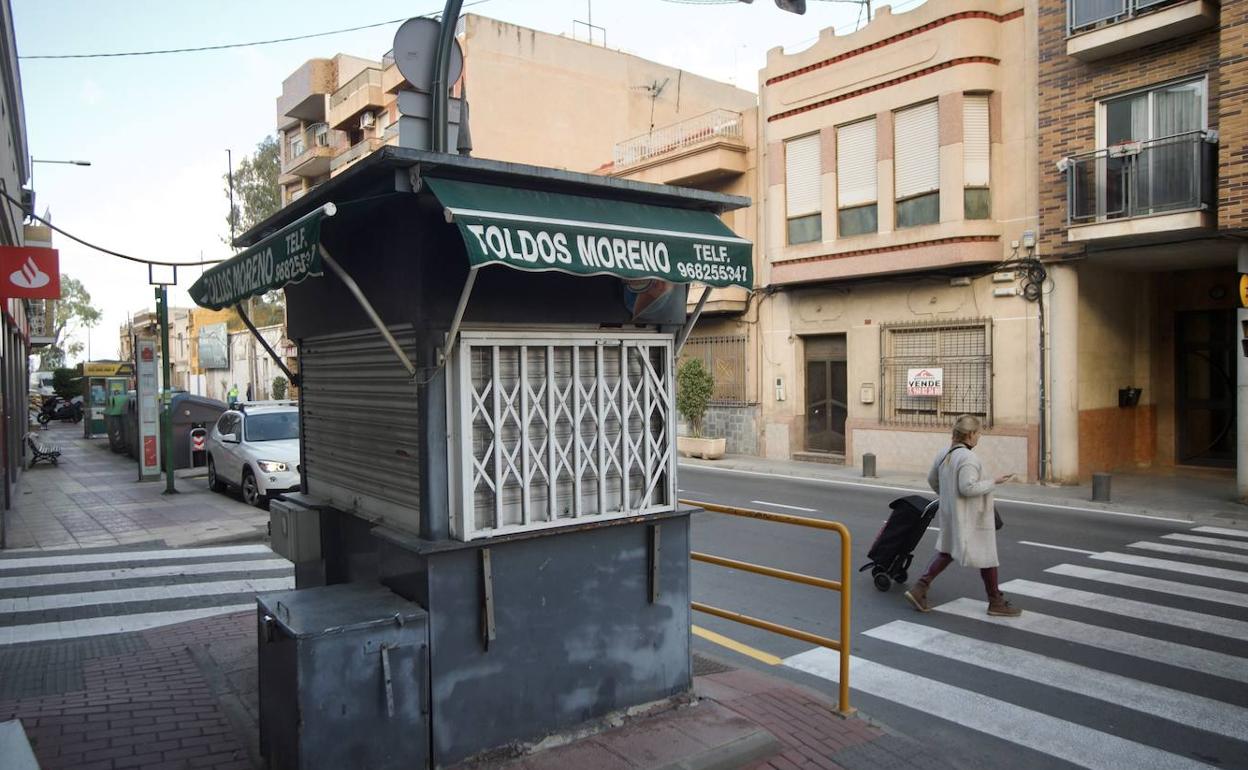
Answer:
[{"left": 677, "top": 436, "right": 726, "bottom": 460}]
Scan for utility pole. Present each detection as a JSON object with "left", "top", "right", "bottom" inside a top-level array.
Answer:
[
  {"left": 156, "top": 286, "right": 177, "bottom": 495},
  {"left": 432, "top": 0, "right": 465, "bottom": 153}
]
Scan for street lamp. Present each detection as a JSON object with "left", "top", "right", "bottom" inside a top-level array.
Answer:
[{"left": 29, "top": 157, "right": 91, "bottom": 199}]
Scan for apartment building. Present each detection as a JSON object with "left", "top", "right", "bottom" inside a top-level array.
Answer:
[
  {"left": 120, "top": 307, "right": 192, "bottom": 390},
  {"left": 756, "top": 0, "right": 1040, "bottom": 478},
  {"left": 1039, "top": 0, "right": 1246, "bottom": 484}
]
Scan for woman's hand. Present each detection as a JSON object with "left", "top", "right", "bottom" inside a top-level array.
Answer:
[{"left": 994, "top": 473, "right": 1014, "bottom": 485}]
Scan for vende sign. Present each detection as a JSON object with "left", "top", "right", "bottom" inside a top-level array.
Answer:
[
  {"left": 0, "top": 246, "right": 59, "bottom": 299},
  {"left": 906, "top": 367, "right": 944, "bottom": 397}
]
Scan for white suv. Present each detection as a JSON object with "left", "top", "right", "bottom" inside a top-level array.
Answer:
[{"left": 206, "top": 401, "right": 300, "bottom": 508}]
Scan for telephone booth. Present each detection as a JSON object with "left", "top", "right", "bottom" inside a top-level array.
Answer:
[{"left": 192, "top": 147, "right": 751, "bottom": 768}]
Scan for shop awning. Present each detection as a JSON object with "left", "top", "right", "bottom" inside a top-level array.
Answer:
[
  {"left": 189, "top": 204, "right": 335, "bottom": 311},
  {"left": 424, "top": 177, "right": 753, "bottom": 289}
]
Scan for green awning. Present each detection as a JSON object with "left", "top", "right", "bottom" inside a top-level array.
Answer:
[
  {"left": 425, "top": 177, "right": 753, "bottom": 289},
  {"left": 189, "top": 204, "right": 334, "bottom": 310}
]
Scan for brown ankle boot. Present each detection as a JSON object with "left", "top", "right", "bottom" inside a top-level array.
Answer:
[
  {"left": 987, "top": 594, "right": 1022, "bottom": 617},
  {"left": 904, "top": 581, "right": 931, "bottom": 613}
]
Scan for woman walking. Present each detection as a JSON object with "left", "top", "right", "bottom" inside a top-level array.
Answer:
[{"left": 904, "top": 415, "right": 1021, "bottom": 617}]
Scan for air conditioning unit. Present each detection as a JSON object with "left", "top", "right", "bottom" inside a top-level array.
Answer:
[{"left": 359, "top": 112, "right": 376, "bottom": 130}]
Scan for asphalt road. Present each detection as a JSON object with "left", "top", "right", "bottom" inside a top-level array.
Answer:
[{"left": 680, "top": 463, "right": 1248, "bottom": 770}]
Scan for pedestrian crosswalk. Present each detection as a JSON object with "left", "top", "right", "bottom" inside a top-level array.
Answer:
[
  {"left": 783, "top": 524, "right": 1248, "bottom": 769},
  {"left": 0, "top": 543, "right": 293, "bottom": 647}
]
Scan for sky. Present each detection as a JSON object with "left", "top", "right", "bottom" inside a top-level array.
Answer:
[{"left": 13, "top": 0, "right": 925, "bottom": 363}]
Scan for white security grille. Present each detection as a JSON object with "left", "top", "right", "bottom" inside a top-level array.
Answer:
[{"left": 452, "top": 331, "right": 676, "bottom": 541}]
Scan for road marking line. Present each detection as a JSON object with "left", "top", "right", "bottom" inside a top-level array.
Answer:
[
  {"left": 1000, "top": 579, "right": 1248, "bottom": 641},
  {"left": 1162, "top": 533, "right": 1248, "bottom": 551},
  {"left": 0, "top": 576, "right": 294, "bottom": 615},
  {"left": 865, "top": 620, "right": 1248, "bottom": 743},
  {"left": 692, "top": 625, "right": 781, "bottom": 666},
  {"left": 678, "top": 464, "right": 1194, "bottom": 523},
  {"left": 1018, "top": 541, "right": 1098, "bottom": 555},
  {"left": 0, "top": 545, "right": 274, "bottom": 572},
  {"left": 784, "top": 649, "right": 1212, "bottom": 770},
  {"left": 749, "top": 500, "right": 818, "bottom": 513},
  {"left": 1191, "top": 526, "right": 1248, "bottom": 539},
  {"left": 1091, "top": 552, "right": 1248, "bottom": 584},
  {"left": 0, "top": 605, "right": 255, "bottom": 646},
  {"left": 1128, "top": 541, "right": 1248, "bottom": 566},
  {"left": 0, "top": 559, "right": 292, "bottom": 591},
  {"left": 1046, "top": 564, "right": 1248, "bottom": 609},
  {"left": 934, "top": 597, "right": 1248, "bottom": 684}
]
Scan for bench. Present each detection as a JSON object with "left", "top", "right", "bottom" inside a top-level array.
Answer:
[{"left": 25, "top": 433, "right": 60, "bottom": 468}]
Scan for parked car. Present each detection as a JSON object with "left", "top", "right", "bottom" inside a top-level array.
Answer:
[{"left": 206, "top": 400, "right": 299, "bottom": 508}]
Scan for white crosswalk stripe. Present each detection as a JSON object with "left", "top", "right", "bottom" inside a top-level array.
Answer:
[
  {"left": 0, "top": 544, "right": 292, "bottom": 645},
  {"left": 767, "top": 526, "right": 1248, "bottom": 768},
  {"left": 784, "top": 650, "right": 1216, "bottom": 770}
]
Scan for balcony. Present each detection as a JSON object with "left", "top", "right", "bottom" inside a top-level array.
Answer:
[
  {"left": 276, "top": 59, "right": 335, "bottom": 129},
  {"left": 612, "top": 109, "right": 747, "bottom": 186},
  {"left": 282, "top": 123, "right": 336, "bottom": 178},
  {"left": 1067, "top": 0, "right": 1218, "bottom": 61},
  {"left": 328, "top": 68, "right": 385, "bottom": 131},
  {"left": 381, "top": 50, "right": 407, "bottom": 94},
  {"left": 1064, "top": 130, "right": 1216, "bottom": 243},
  {"left": 330, "top": 137, "right": 385, "bottom": 176}
]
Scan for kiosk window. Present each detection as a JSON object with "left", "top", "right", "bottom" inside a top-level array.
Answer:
[{"left": 452, "top": 331, "right": 676, "bottom": 541}]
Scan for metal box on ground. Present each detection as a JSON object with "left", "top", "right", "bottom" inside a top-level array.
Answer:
[{"left": 257, "top": 583, "right": 430, "bottom": 770}]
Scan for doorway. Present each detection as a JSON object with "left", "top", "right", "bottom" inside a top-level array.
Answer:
[
  {"left": 1175, "top": 309, "right": 1236, "bottom": 467},
  {"left": 804, "top": 335, "right": 848, "bottom": 454}
]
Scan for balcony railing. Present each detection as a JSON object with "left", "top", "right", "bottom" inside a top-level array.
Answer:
[
  {"left": 1068, "top": 0, "right": 1185, "bottom": 34},
  {"left": 613, "top": 109, "right": 744, "bottom": 168},
  {"left": 1065, "top": 130, "right": 1216, "bottom": 226},
  {"left": 330, "top": 137, "right": 384, "bottom": 173},
  {"left": 330, "top": 68, "right": 382, "bottom": 109}
]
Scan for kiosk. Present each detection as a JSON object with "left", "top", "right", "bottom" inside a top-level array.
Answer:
[
  {"left": 192, "top": 147, "right": 751, "bottom": 767},
  {"left": 81, "top": 361, "right": 132, "bottom": 438}
]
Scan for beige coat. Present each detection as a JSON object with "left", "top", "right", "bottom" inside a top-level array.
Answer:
[{"left": 927, "top": 444, "right": 999, "bottom": 568}]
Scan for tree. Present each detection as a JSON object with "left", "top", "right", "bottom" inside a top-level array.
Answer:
[
  {"left": 51, "top": 368, "right": 80, "bottom": 400},
  {"left": 224, "top": 136, "right": 281, "bottom": 241},
  {"left": 40, "top": 274, "right": 101, "bottom": 369},
  {"left": 271, "top": 376, "right": 288, "bottom": 400},
  {"left": 676, "top": 358, "right": 715, "bottom": 438}
]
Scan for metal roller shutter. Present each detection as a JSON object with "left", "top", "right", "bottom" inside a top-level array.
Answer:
[
  {"left": 964, "top": 95, "right": 991, "bottom": 187},
  {"left": 785, "top": 134, "right": 822, "bottom": 218},
  {"left": 894, "top": 101, "right": 940, "bottom": 199},
  {"left": 300, "top": 325, "right": 421, "bottom": 526},
  {"left": 837, "top": 118, "right": 877, "bottom": 207}
]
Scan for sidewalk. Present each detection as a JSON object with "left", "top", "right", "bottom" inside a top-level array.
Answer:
[
  {"left": 2, "top": 609, "right": 945, "bottom": 770},
  {"left": 680, "top": 454, "right": 1248, "bottom": 528},
  {"left": 4, "top": 422, "right": 269, "bottom": 551}
]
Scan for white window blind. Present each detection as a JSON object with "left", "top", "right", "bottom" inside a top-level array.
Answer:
[
  {"left": 837, "top": 119, "right": 877, "bottom": 208},
  {"left": 785, "top": 134, "right": 822, "bottom": 217},
  {"left": 964, "top": 95, "right": 990, "bottom": 187},
  {"left": 894, "top": 101, "right": 940, "bottom": 199}
]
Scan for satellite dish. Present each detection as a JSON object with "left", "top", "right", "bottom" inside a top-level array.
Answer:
[{"left": 393, "top": 17, "right": 463, "bottom": 93}]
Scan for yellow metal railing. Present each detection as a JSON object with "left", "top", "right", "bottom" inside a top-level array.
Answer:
[{"left": 681, "top": 498, "right": 854, "bottom": 716}]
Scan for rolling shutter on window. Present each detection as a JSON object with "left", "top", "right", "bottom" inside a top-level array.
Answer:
[
  {"left": 894, "top": 101, "right": 940, "bottom": 199},
  {"left": 964, "top": 95, "right": 990, "bottom": 187},
  {"left": 785, "top": 134, "right": 821, "bottom": 218},
  {"left": 837, "top": 119, "right": 877, "bottom": 208}
]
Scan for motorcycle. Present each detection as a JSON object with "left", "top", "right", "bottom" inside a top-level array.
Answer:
[{"left": 37, "top": 395, "right": 84, "bottom": 425}]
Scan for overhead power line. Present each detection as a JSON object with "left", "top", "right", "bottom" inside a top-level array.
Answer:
[
  {"left": 20, "top": 1, "right": 491, "bottom": 60},
  {"left": 0, "top": 189, "right": 224, "bottom": 267}
]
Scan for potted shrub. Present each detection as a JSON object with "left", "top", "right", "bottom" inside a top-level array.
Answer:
[{"left": 675, "top": 358, "right": 725, "bottom": 460}]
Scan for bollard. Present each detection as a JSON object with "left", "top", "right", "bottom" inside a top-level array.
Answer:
[
  {"left": 862, "top": 453, "right": 876, "bottom": 478},
  {"left": 1091, "top": 472, "right": 1111, "bottom": 502}
]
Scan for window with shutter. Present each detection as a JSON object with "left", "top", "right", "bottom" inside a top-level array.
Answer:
[
  {"left": 894, "top": 101, "right": 940, "bottom": 228},
  {"left": 785, "top": 134, "right": 822, "bottom": 244},
  {"left": 452, "top": 330, "right": 675, "bottom": 541},
  {"left": 837, "top": 118, "right": 878, "bottom": 237},
  {"left": 964, "top": 95, "right": 991, "bottom": 220}
]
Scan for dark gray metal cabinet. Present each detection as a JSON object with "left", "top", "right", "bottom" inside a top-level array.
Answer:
[{"left": 257, "top": 583, "right": 430, "bottom": 770}]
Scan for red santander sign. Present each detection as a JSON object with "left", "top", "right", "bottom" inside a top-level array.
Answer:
[{"left": 0, "top": 247, "right": 59, "bottom": 299}]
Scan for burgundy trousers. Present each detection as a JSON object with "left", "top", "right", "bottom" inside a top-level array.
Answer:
[{"left": 918, "top": 552, "right": 1000, "bottom": 598}]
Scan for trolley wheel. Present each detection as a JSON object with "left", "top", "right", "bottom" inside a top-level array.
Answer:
[
  {"left": 872, "top": 572, "right": 891, "bottom": 592},
  {"left": 893, "top": 569, "right": 908, "bottom": 584}
]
